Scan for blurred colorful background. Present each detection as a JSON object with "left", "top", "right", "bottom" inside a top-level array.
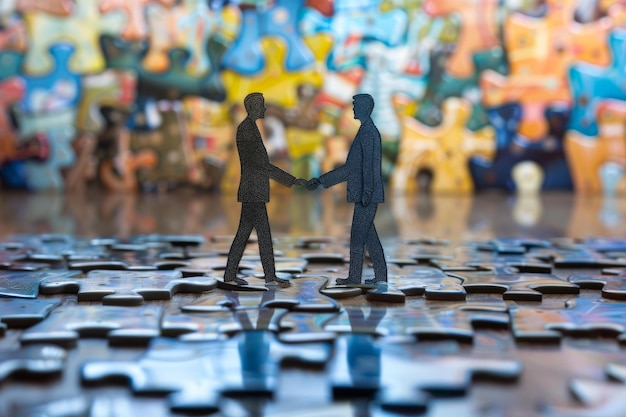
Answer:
[{"left": 0, "top": 0, "right": 625, "bottom": 194}]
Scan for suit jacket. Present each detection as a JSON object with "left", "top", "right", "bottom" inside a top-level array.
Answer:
[
  {"left": 236, "top": 117, "right": 295, "bottom": 202},
  {"left": 319, "top": 118, "right": 384, "bottom": 203}
]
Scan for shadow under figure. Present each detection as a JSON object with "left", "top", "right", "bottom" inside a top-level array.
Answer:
[
  {"left": 224, "top": 92, "right": 302, "bottom": 286},
  {"left": 307, "top": 93, "right": 388, "bottom": 284}
]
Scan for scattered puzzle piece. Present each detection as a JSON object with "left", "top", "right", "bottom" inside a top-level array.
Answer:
[
  {"left": 0, "top": 298, "right": 60, "bottom": 327},
  {"left": 480, "top": 0, "right": 613, "bottom": 140},
  {"left": 449, "top": 265, "right": 579, "bottom": 301},
  {"left": 82, "top": 331, "right": 331, "bottom": 411},
  {"left": 99, "top": 0, "right": 176, "bottom": 41},
  {"left": 0, "top": 345, "right": 66, "bottom": 381},
  {"left": 21, "top": 304, "right": 162, "bottom": 347},
  {"left": 40, "top": 270, "right": 216, "bottom": 305},
  {"left": 511, "top": 298, "right": 626, "bottom": 343},
  {"left": 565, "top": 99, "right": 626, "bottom": 194},
  {"left": 0, "top": 270, "right": 80, "bottom": 298},
  {"left": 390, "top": 97, "right": 496, "bottom": 193},
  {"left": 330, "top": 334, "right": 521, "bottom": 411},
  {"left": 568, "top": 270, "right": 626, "bottom": 300}
]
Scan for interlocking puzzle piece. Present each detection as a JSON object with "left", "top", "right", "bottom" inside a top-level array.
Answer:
[
  {"left": 12, "top": 395, "right": 171, "bottom": 417},
  {"left": 19, "top": 43, "right": 81, "bottom": 114},
  {"left": 223, "top": 0, "right": 315, "bottom": 74},
  {"left": 469, "top": 103, "right": 573, "bottom": 191},
  {"left": 21, "top": 304, "right": 162, "bottom": 347},
  {"left": 323, "top": 300, "right": 508, "bottom": 343},
  {"left": 568, "top": 270, "right": 626, "bottom": 299},
  {"left": 99, "top": 0, "right": 175, "bottom": 41},
  {"left": 530, "top": 246, "right": 626, "bottom": 268},
  {"left": 13, "top": 107, "right": 76, "bottom": 190},
  {"left": 275, "top": 310, "right": 340, "bottom": 343},
  {"left": 390, "top": 97, "right": 496, "bottom": 193},
  {"left": 510, "top": 298, "right": 626, "bottom": 343},
  {"left": 300, "top": 2, "right": 408, "bottom": 71},
  {"left": 565, "top": 99, "right": 626, "bottom": 194},
  {"left": 0, "top": 345, "right": 66, "bottom": 381},
  {"left": 40, "top": 270, "right": 216, "bottom": 306},
  {"left": 163, "top": 306, "right": 289, "bottom": 339},
  {"left": 0, "top": 298, "right": 60, "bottom": 327},
  {"left": 568, "top": 29, "right": 626, "bottom": 137},
  {"left": 387, "top": 265, "right": 467, "bottom": 299},
  {"left": 76, "top": 70, "right": 136, "bottom": 134},
  {"left": 449, "top": 265, "right": 579, "bottom": 301},
  {"left": 480, "top": 0, "right": 613, "bottom": 140},
  {"left": 184, "top": 275, "right": 340, "bottom": 312},
  {"left": 82, "top": 331, "right": 331, "bottom": 411},
  {"left": 0, "top": 270, "right": 80, "bottom": 298},
  {"left": 222, "top": 35, "right": 329, "bottom": 108},
  {"left": 330, "top": 334, "right": 521, "bottom": 411},
  {"left": 415, "top": 48, "right": 508, "bottom": 131},
  {"left": 22, "top": 0, "right": 125, "bottom": 75},
  {"left": 422, "top": 0, "right": 501, "bottom": 79}
]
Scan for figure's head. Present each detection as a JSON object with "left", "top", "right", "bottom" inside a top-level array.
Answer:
[
  {"left": 244, "top": 92, "right": 266, "bottom": 120},
  {"left": 353, "top": 94, "right": 374, "bottom": 121}
]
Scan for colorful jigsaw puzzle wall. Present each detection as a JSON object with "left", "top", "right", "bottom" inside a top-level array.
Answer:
[{"left": 0, "top": 0, "right": 625, "bottom": 194}]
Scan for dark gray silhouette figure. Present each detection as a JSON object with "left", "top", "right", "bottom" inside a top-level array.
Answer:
[
  {"left": 307, "top": 94, "right": 387, "bottom": 285},
  {"left": 224, "top": 92, "right": 304, "bottom": 286}
]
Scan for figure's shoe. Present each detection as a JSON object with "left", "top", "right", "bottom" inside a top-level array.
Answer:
[
  {"left": 265, "top": 276, "right": 291, "bottom": 286},
  {"left": 335, "top": 277, "right": 361, "bottom": 285},
  {"left": 364, "top": 278, "right": 387, "bottom": 285},
  {"left": 224, "top": 276, "right": 249, "bottom": 285}
]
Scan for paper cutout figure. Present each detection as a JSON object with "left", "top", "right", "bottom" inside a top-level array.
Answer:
[
  {"left": 306, "top": 94, "right": 387, "bottom": 285},
  {"left": 224, "top": 93, "right": 304, "bottom": 286}
]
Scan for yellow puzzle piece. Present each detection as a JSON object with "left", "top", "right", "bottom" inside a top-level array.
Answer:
[{"left": 391, "top": 97, "right": 496, "bottom": 194}]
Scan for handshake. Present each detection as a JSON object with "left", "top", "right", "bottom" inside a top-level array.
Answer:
[{"left": 295, "top": 177, "right": 321, "bottom": 191}]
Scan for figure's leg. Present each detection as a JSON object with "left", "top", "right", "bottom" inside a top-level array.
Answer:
[
  {"left": 253, "top": 203, "right": 289, "bottom": 284},
  {"left": 363, "top": 204, "right": 387, "bottom": 284},
  {"left": 224, "top": 203, "right": 254, "bottom": 284},
  {"left": 337, "top": 203, "right": 375, "bottom": 285}
]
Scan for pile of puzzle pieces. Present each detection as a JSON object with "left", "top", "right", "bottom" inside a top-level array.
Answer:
[
  {"left": 2, "top": 232, "right": 626, "bottom": 415},
  {"left": 1, "top": 0, "right": 626, "bottom": 194}
]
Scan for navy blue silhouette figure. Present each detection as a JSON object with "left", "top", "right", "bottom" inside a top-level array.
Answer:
[
  {"left": 224, "top": 92, "right": 302, "bottom": 286},
  {"left": 307, "top": 94, "right": 387, "bottom": 284}
]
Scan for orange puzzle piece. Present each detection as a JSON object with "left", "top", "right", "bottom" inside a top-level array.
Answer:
[
  {"left": 422, "top": 0, "right": 501, "bottom": 78},
  {"left": 480, "top": 0, "right": 614, "bottom": 140},
  {"left": 0, "top": 78, "right": 25, "bottom": 165},
  {"left": 564, "top": 100, "right": 626, "bottom": 194},
  {"left": 390, "top": 97, "right": 496, "bottom": 194}
]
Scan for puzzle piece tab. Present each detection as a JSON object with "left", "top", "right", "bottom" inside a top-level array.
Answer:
[
  {"left": 450, "top": 265, "right": 580, "bottom": 301},
  {"left": 0, "top": 270, "right": 80, "bottom": 298},
  {"left": 511, "top": 298, "right": 626, "bottom": 343},
  {"left": 0, "top": 345, "right": 66, "bottom": 382},
  {"left": 0, "top": 298, "right": 60, "bottom": 327},
  {"left": 391, "top": 97, "right": 496, "bottom": 193},
  {"left": 82, "top": 331, "right": 331, "bottom": 411},
  {"left": 40, "top": 270, "right": 216, "bottom": 305},
  {"left": 21, "top": 304, "right": 163, "bottom": 347}
]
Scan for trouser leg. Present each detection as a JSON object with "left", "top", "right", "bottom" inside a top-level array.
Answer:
[
  {"left": 224, "top": 203, "right": 254, "bottom": 280},
  {"left": 252, "top": 203, "right": 276, "bottom": 279},
  {"left": 364, "top": 204, "right": 387, "bottom": 282}
]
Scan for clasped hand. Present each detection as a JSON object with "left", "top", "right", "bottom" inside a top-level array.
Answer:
[{"left": 295, "top": 178, "right": 320, "bottom": 191}]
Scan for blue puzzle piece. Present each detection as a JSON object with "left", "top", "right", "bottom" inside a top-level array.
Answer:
[
  {"left": 469, "top": 103, "right": 573, "bottom": 191},
  {"left": 221, "top": 9, "right": 265, "bottom": 75},
  {"left": 260, "top": 0, "right": 314, "bottom": 71},
  {"left": 19, "top": 43, "right": 81, "bottom": 114},
  {"left": 568, "top": 29, "right": 626, "bottom": 136}
]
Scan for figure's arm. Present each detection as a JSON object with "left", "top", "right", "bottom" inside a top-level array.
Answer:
[
  {"left": 267, "top": 163, "right": 296, "bottom": 187},
  {"left": 361, "top": 132, "right": 374, "bottom": 206},
  {"left": 318, "top": 163, "right": 349, "bottom": 188}
]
